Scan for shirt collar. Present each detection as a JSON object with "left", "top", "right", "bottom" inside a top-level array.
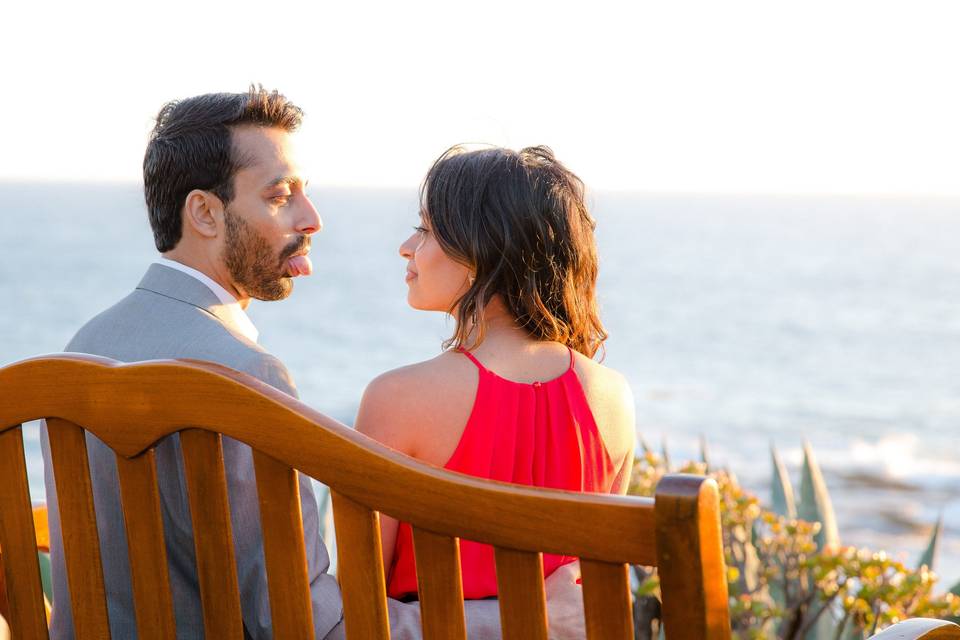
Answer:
[{"left": 154, "top": 257, "right": 260, "bottom": 343}]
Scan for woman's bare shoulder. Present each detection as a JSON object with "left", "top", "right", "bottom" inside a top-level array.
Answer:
[
  {"left": 355, "top": 351, "right": 478, "bottom": 458},
  {"left": 363, "top": 351, "right": 473, "bottom": 398},
  {"left": 571, "top": 352, "right": 637, "bottom": 461},
  {"left": 572, "top": 352, "right": 633, "bottom": 401}
]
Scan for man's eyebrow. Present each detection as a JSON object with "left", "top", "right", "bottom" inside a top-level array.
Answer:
[{"left": 265, "top": 175, "right": 306, "bottom": 189}]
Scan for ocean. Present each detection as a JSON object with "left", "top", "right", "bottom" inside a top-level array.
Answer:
[{"left": 1, "top": 182, "right": 958, "bottom": 585}]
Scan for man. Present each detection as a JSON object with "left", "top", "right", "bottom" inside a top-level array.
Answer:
[{"left": 41, "top": 87, "right": 582, "bottom": 639}]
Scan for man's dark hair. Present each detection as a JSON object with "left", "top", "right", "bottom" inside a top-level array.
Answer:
[{"left": 143, "top": 85, "right": 303, "bottom": 252}]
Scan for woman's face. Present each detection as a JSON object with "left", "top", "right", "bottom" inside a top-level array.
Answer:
[{"left": 399, "top": 214, "right": 472, "bottom": 312}]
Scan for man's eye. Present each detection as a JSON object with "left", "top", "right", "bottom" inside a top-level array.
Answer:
[{"left": 272, "top": 196, "right": 290, "bottom": 205}]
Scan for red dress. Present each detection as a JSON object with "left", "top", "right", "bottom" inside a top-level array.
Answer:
[{"left": 386, "top": 346, "right": 617, "bottom": 600}]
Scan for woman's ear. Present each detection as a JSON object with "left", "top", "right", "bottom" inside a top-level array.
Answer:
[{"left": 182, "top": 189, "right": 223, "bottom": 239}]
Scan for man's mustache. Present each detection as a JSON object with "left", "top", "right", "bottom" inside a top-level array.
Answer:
[{"left": 279, "top": 235, "right": 310, "bottom": 263}]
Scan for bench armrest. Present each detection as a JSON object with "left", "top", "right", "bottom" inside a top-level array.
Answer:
[{"left": 868, "top": 619, "right": 960, "bottom": 639}]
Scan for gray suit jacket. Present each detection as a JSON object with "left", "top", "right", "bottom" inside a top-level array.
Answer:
[{"left": 41, "top": 264, "right": 501, "bottom": 639}]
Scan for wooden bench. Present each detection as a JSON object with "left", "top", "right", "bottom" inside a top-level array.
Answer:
[
  {"left": 0, "top": 353, "right": 727, "bottom": 638},
  {"left": 1, "top": 354, "right": 957, "bottom": 639}
]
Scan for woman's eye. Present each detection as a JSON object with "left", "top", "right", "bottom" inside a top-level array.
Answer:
[{"left": 413, "top": 225, "right": 429, "bottom": 234}]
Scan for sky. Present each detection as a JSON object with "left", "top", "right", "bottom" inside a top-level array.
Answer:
[{"left": 2, "top": 0, "right": 959, "bottom": 195}]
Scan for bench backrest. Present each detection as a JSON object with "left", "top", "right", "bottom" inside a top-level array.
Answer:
[{"left": 0, "top": 354, "right": 731, "bottom": 639}]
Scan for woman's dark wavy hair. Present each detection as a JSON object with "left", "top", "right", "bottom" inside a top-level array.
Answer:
[{"left": 422, "top": 144, "right": 608, "bottom": 358}]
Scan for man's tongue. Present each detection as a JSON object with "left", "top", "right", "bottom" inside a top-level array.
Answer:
[{"left": 287, "top": 255, "right": 313, "bottom": 277}]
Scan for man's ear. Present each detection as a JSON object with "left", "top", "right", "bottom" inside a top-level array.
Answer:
[{"left": 182, "top": 190, "right": 223, "bottom": 239}]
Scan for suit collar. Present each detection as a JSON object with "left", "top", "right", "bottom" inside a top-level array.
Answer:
[{"left": 136, "top": 263, "right": 259, "bottom": 343}]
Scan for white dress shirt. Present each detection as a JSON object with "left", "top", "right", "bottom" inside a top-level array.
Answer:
[{"left": 155, "top": 257, "right": 259, "bottom": 343}]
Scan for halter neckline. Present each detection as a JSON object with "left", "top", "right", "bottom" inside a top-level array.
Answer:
[{"left": 456, "top": 346, "right": 576, "bottom": 387}]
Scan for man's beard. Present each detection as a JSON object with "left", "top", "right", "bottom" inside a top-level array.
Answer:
[{"left": 223, "top": 209, "right": 309, "bottom": 301}]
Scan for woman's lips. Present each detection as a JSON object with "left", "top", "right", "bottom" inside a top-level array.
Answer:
[
  {"left": 405, "top": 269, "right": 417, "bottom": 282},
  {"left": 286, "top": 254, "right": 313, "bottom": 277}
]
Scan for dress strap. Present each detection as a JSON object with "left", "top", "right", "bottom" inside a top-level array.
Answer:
[
  {"left": 458, "top": 345, "right": 574, "bottom": 376},
  {"left": 456, "top": 346, "right": 487, "bottom": 371}
]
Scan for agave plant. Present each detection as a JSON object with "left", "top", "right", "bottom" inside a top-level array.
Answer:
[
  {"left": 771, "top": 444, "right": 797, "bottom": 520},
  {"left": 627, "top": 439, "right": 959, "bottom": 640},
  {"left": 797, "top": 441, "right": 839, "bottom": 550}
]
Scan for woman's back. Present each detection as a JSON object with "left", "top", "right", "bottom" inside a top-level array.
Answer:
[
  {"left": 371, "top": 339, "right": 632, "bottom": 465},
  {"left": 357, "top": 334, "right": 636, "bottom": 598}
]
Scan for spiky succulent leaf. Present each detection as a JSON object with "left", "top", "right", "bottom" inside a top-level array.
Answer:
[
  {"left": 916, "top": 515, "right": 942, "bottom": 571},
  {"left": 699, "top": 435, "right": 711, "bottom": 471},
  {"left": 805, "top": 602, "right": 840, "bottom": 640},
  {"left": 798, "top": 440, "right": 840, "bottom": 549},
  {"left": 838, "top": 616, "right": 860, "bottom": 640},
  {"left": 771, "top": 443, "right": 797, "bottom": 519},
  {"left": 639, "top": 435, "right": 653, "bottom": 455},
  {"left": 37, "top": 551, "right": 53, "bottom": 603}
]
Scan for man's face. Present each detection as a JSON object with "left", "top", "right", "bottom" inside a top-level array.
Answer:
[{"left": 221, "top": 126, "right": 321, "bottom": 301}]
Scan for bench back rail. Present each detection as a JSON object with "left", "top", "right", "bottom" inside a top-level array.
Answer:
[{"left": 0, "top": 354, "right": 731, "bottom": 639}]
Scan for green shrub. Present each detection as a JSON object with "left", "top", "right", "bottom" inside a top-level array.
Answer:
[{"left": 627, "top": 445, "right": 960, "bottom": 639}]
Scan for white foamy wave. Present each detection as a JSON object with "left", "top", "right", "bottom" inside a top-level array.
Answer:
[{"left": 846, "top": 433, "right": 960, "bottom": 487}]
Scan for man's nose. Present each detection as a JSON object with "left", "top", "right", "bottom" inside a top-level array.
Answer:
[{"left": 296, "top": 194, "right": 323, "bottom": 235}]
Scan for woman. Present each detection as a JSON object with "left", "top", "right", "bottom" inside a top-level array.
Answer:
[{"left": 355, "top": 145, "right": 636, "bottom": 600}]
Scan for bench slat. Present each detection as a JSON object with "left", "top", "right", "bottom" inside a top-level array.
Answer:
[
  {"left": 46, "top": 418, "right": 110, "bottom": 640},
  {"left": 253, "top": 451, "right": 314, "bottom": 638},
  {"left": 581, "top": 559, "right": 633, "bottom": 640},
  {"left": 493, "top": 547, "right": 547, "bottom": 640},
  {"left": 116, "top": 450, "right": 176, "bottom": 640},
  {"left": 0, "top": 426, "right": 49, "bottom": 640},
  {"left": 411, "top": 527, "right": 466, "bottom": 640},
  {"left": 180, "top": 429, "right": 243, "bottom": 639},
  {"left": 331, "top": 491, "right": 390, "bottom": 640}
]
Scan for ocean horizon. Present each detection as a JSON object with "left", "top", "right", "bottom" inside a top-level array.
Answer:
[{"left": 2, "top": 181, "right": 958, "bottom": 585}]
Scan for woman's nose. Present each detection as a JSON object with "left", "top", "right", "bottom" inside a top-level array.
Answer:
[{"left": 399, "top": 233, "right": 416, "bottom": 258}]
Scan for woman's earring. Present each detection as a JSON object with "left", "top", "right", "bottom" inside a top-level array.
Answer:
[{"left": 468, "top": 274, "right": 476, "bottom": 286}]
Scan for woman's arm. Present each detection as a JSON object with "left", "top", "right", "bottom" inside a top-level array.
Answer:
[
  {"left": 614, "top": 378, "right": 637, "bottom": 495},
  {"left": 354, "top": 371, "right": 419, "bottom": 581},
  {"left": 599, "top": 372, "right": 638, "bottom": 496},
  {"left": 611, "top": 446, "right": 636, "bottom": 495}
]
